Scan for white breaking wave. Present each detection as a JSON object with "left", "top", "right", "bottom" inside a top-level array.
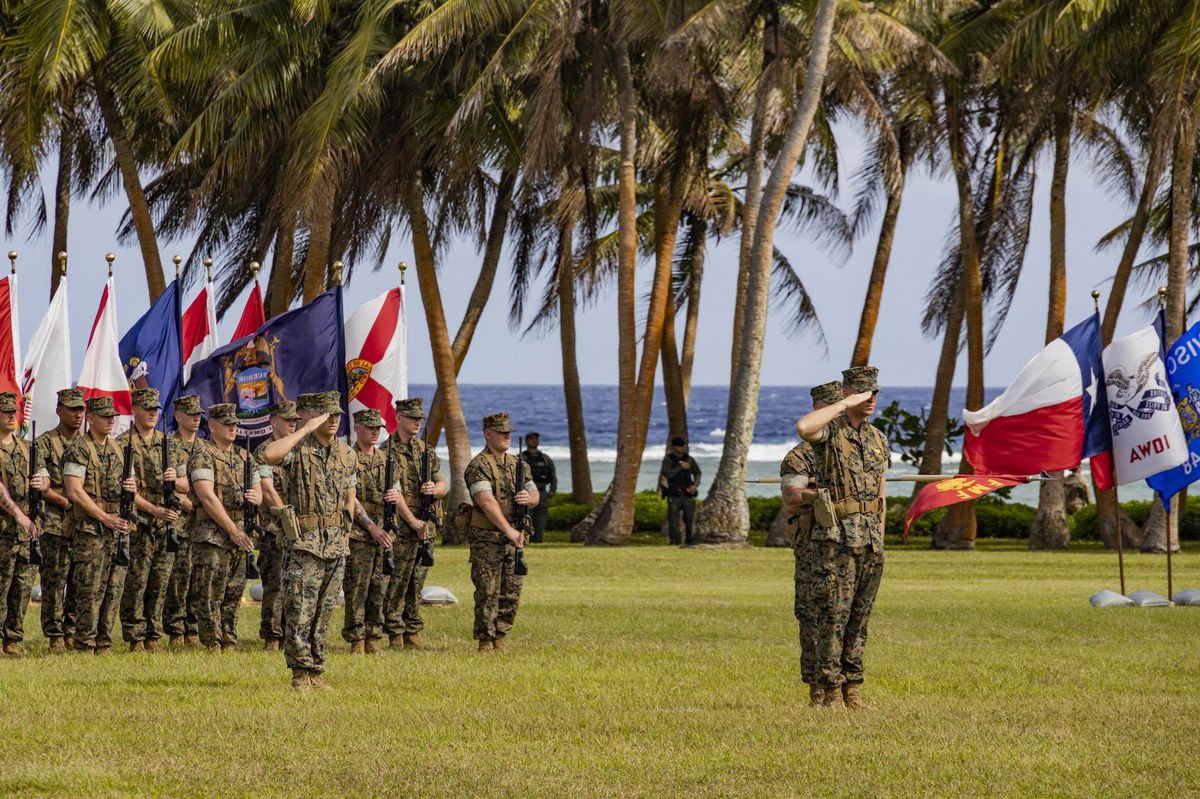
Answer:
[{"left": 435, "top": 443, "right": 962, "bottom": 465}]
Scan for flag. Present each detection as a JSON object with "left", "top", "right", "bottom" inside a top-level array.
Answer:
[
  {"left": 1146, "top": 317, "right": 1200, "bottom": 508},
  {"left": 345, "top": 287, "right": 405, "bottom": 434},
  {"left": 962, "top": 313, "right": 1113, "bottom": 487},
  {"left": 0, "top": 275, "right": 22, "bottom": 409},
  {"left": 78, "top": 276, "right": 132, "bottom": 431},
  {"left": 22, "top": 277, "right": 71, "bottom": 433},
  {"left": 1103, "top": 313, "right": 1187, "bottom": 486},
  {"left": 183, "top": 287, "right": 347, "bottom": 441},
  {"left": 119, "top": 279, "right": 183, "bottom": 417},
  {"left": 231, "top": 282, "right": 266, "bottom": 341},
  {"left": 182, "top": 280, "right": 218, "bottom": 383},
  {"left": 904, "top": 475, "right": 1030, "bottom": 535}
]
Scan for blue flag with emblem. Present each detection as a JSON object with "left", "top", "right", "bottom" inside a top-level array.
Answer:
[
  {"left": 1146, "top": 316, "right": 1200, "bottom": 509},
  {"left": 183, "top": 287, "right": 348, "bottom": 441},
  {"left": 119, "top": 279, "right": 183, "bottom": 422}
]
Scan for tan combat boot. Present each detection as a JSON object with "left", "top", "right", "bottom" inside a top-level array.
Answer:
[
  {"left": 808, "top": 684, "right": 823, "bottom": 708},
  {"left": 205, "top": 643, "right": 222, "bottom": 654},
  {"left": 349, "top": 640, "right": 365, "bottom": 655},
  {"left": 492, "top": 634, "right": 507, "bottom": 652},
  {"left": 308, "top": 672, "right": 332, "bottom": 691},
  {"left": 263, "top": 639, "right": 280, "bottom": 652},
  {"left": 221, "top": 641, "right": 237, "bottom": 653},
  {"left": 402, "top": 634, "right": 423, "bottom": 650},
  {"left": 290, "top": 668, "right": 312, "bottom": 692},
  {"left": 3, "top": 640, "right": 24, "bottom": 657},
  {"left": 477, "top": 638, "right": 493, "bottom": 654},
  {"left": 94, "top": 646, "right": 111, "bottom": 657},
  {"left": 364, "top": 638, "right": 380, "bottom": 655},
  {"left": 183, "top": 634, "right": 199, "bottom": 648},
  {"left": 47, "top": 637, "right": 66, "bottom": 654},
  {"left": 842, "top": 683, "right": 869, "bottom": 710},
  {"left": 168, "top": 634, "right": 183, "bottom": 649},
  {"left": 129, "top": 640, "right": 145, "bottom": 653},
  {"left": 822, "top": 686, "right": 846, "bottom": 710},
  {"left": 143, "top": 639, "right": 159, "bottom": 654},
  {"left": 389, "top": 634, "right": 404, "bottom": 650}
]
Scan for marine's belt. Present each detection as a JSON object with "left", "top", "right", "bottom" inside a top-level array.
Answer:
[
  {"left": 73, "top": 500, "right": 120, "bottom": 519},
  {"left": 470, "top": 509, "right": 499, "bottom": 531},
  {"left": 296, "top": 512, "right": 344, "bottom": 532},
  {"left": 361, "top": 500, "right": 385, "bottom": 517},
  {"left": 195, "top": 506, "right": 244, "bottom": 523},
  {"left": 832, "top": 497, "right": 884, "bottom": 518}
]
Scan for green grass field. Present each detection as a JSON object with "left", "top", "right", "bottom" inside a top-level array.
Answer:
[{"left": 1, "top": 537, "right": 1197, "bottom": 798}]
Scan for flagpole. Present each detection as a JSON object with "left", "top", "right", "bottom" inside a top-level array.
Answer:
[
  {"left": 8, "top": 251, "right": 21, "bottom": 430},
  {"left": 1096, "top": 290, "right": 1127, "bottom": 595},
  {"left": 399, "top": 261, "right": 408, "bottom": 403},
  {"left": 1157, "top": 286, "right": 1176, "bottom": 601}
]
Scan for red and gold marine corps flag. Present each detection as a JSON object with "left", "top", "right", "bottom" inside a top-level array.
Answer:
[{"left": 904, "top": 475, "right": 1030, "bottom": 535}]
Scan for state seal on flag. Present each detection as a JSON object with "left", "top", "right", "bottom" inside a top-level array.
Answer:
[
  {"left": 219, "top": 335, "right": 285, "bottom": 437},
  {"left": 346, "top": 358, "right": 372, "bottom": 401}
]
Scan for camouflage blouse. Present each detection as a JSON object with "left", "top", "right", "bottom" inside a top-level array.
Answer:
[
  {"left": 0, "top": 437, "right": 30, "bottom": 538},
  {"left": 116, "top": 428, "right": 166, "bottom": 528},
  {"left": 189, "top": 442, "right": 259, "bottom": 550},
  {"left": 34, "top": 427, "right": 80, "bottom": 538},
  {"left": 62, "top": 435, "right": 127, "bottom": 538},
  {"left": 280, "top": 434, "right": 357, "bottom": 559},
  {"left": 810, "top": 415, "right": 890, "bottom": 552}
]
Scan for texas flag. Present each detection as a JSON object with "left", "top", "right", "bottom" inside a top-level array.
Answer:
[
  {"left": 962, "top": 313, "right": 1114, "bottom": 488},
  {"left": 345, "top": 287, "right": 406, "bottom": 434}
]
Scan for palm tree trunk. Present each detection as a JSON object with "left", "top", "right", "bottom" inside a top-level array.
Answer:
[
  {"left": 267, "top": 209, "right": 297, "bottom": 316},
  {"left": 557, "top": 216, "right": 593, "bottom": 505},
  {"left": 695, "top": 0, "right": 839, "bottom": 546},
  {"left": 406, "top": 179, "right": 472, "bottom": 546},
  {"left": 1030, "top": 108, "right": 1072, "bottom": 551},
  {"left": 680, "top": 217, "right": 706, "bottom": 400},
  {"left": 577, "top": 42, "right": 640, "bottom": 545},
  {"left": 302, "top": 187, "right": 333, "bottom": 302},
  {"left": 659, "top": 180, "right": 688, "bottom": 445},
  {"left": 50, "top": 118, "right": 73, "bottom": 298},
  {"left": 93, "top": 76, "right": 165, "bottom": 302},
  {"left": 424, "top": 169, "right": 517, "bottom": 445},
  {"left": 919, "top": 290, "right": 964, "bottom": 503},
  {"left": 850, "top": 169, "right": 906, "bottom": 367}
]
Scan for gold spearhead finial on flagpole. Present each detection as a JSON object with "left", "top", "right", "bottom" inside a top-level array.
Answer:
[
  {"left": 1091, "top": 290, "right": 1100, "bottom": 313},
  {"left": 204, "top": 257, "right": 213, "bottom": 282},
  {"left": 57, "top": 251, "right": 67, "bottom": 276},
  {"left": 399, "top": 261, "right": 407, "bottom": 286},
  {"left": 249, "top": 261, "right": 260, "bottom": 284},
  {"left": 105, "top": 253, "right": 115, "bottom": 277},
  {"left": 333, "top": 260, "right": 344, "bottom": 286},
  {"left": 172, "top": 254, "right": 182, "bottom": 279},
  {"left": 7, "top": 251, "right": 16, "bottom": 274},
  {"left": 1158, "top": 286, "right": 1167, "bottom": 308}
]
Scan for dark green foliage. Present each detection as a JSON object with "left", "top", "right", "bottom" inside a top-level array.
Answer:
[
  {"left": 887, "top": 494, "right": 1034, "bottom": 539},
  {"left": 872, "top": 401, "right": 965, "bottom": 467},
  {"left": 747, "top": 496, "right": 783, "bottom": 530},
  {"left": 1070, "top": 500, "right": 1200, "bottom": 541}
]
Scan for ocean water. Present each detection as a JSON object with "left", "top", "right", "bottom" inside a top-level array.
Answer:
[{"left": 412, "top": 384, "right": 1153, "bottom": 505}]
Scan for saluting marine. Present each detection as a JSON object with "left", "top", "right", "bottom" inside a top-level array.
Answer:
[
  {"left": 780, "top": 380, "right": 842, "bottom": 705},
  {"left": 341, "top": 407, "right": 394, "bottom": 654},
  {"left": 380, "top": 398, "right": 446, "bottom": 650},
  {"left": 795, "top": 366, "right": 890, "bottom": 710},
  {"left": 164, "top": 394, "right": 205, "bottom": 648},
  {"left": 116, "top": 388, "right": 180, "bottom": 653},
  {"left": 254, "top": 400, "right": 300, "bottom": 651},
  {"left": 260, "top": 391, "right": 357, "bottom": 691},
  {"left": 0, "top": 391, "right": 48, "bottom": 656},
  {"left": 463, "top": 412, "right": 538, "bottom": 653},
  {"left": 35, "top": 388, "right": 86, "bottom": 652}
]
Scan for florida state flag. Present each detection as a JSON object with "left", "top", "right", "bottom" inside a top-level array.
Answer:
[{"left": 904, "top": 475, "right": 1029, "bottom": 535}]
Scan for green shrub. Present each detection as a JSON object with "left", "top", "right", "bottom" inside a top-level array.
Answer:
[
  {"left": 633, "top": 491, "right": 667, "bottom": 531},
  {"left": 547, "top": 502, "right": 592, "bottom": 530},
  {"left": 973, "top": 499, "right": 1036, "bottom": 538},
  {"left": 747, "top": 496, "right": 782, "bottom": 531}
]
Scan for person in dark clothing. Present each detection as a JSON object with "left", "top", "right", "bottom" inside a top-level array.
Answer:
[
  {"left": 659, "top": 438, "right": 700, "bottom": 545},
  {"left": 520, "top": 433, "right": 557, "bottom": 543}
]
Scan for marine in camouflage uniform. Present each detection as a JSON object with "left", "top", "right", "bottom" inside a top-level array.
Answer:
[
  {"left": 254, "top": 400, "right": 300, "bottom": 651},
  {"left": 464, "top": 412, "right": 539, "bottom": 653},
  {"left": 380, "top": 398, "right": 446, "bottom": 650},
  {"left": 0, "top": 392, "right": 45, "bottom": 656},
  {"left": 62, "top": 396, "right": 136, "bottom": 654},
  {"left": 188, "top": 404, "right": 260, "bottom": 651},
  {"left": 341, "top": 408, "right": 396, "bottom": 653},
  {"left": 780, "top": 380, "right": 842, "bottom": 703},
  {"left": 164, "top": 395, "right": 205, "bottom": 646},
  {"left": 260, "top": 391, "right": 356, "bottom": 690},
  {"left": 796, "top": 366, "right": 889, "bottom": 710},
  {"left": 116, "top": 389, "right": 180, "bottom": 652},
  {"left": 34, "top": 388, "right": 86, "bottom": 651}
]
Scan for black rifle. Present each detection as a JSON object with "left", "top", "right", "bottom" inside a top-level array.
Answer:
[
  {"left": 161, "top": 416, "right": 181, "bottom": 553},
  {"left": 416, "top": 445, "right": 437, "bottom": 567},
  {"left": 512, "top": 433, "right": 531, "bottom": 576},
  {"left": 380, "top": 444, "right": 396, "bottom": 576},
  {"left": 27, "top": 422, "right": 43, "bottom": 566},
  {"left": 116, "top": 437, "right": 134, "bottom": 567},
  {"left": 243, "top": 436, "right": 263, "bottom": 579}
]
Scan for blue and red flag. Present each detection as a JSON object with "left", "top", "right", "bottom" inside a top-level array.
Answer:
[
  {"left": 119, "top": 279, "right": 184, "bottom": 420},
  {"left": 962, "top": 312, "right": 1114, "bottom": 489},
  {"left": 183, "top": 287, "right": 347, "bottom": 441}
]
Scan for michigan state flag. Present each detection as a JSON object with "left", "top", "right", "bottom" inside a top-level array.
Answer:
[{"left": 183, "top": 287, "right": 347, "bottom": 440}]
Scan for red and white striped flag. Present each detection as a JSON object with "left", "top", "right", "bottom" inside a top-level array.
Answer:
[
  {"left": 22, "top": 277, "right": 71, "bottom": 433},
  {"left": 230, "top": 281, "right": 266, "bottom": 341},
  {"left": 182, "top": 280, "right": 218, "bottom": 383},
  {"left": 345, "top": 287, "right": 406, "bottom": 433},
  {"left": 0, "top": 275, "right": 22, "bottom": 415},
  {"left": 78, "top": 276, "right": 132, "bottom": 431}
]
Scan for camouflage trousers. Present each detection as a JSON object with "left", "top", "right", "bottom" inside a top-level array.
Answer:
[
  {"left": 809, "top": 540, "right": 884, "bottom": 688},
  {"left": 38, "top": 533, "right": 76, "bottom": 640},
  {"left": 120, "top": 526, "right": 176, "bottom": 643},
  {"left": 190, "top": 543, "right": 246, "bottom": 647},
  {"left": 0, "top": 534, "right": 36, "bottom": 642},
  {"left": 71, "top": 534, "right": 128, "bottom": 651},
  {"left": 282, "top": 548, "right": 344, "bottom": 673},
  {"left": 382, "top": 536, "right": 426, "bottom": 637},
  {"left": 793, "top": 537, "right": 818, "bottom": 684},
  {"left": 469, "top": 537, "right": 523, "bottom": 641},
  {"left": 341, "top": 538, "right": 390, "bottom": 643},
  {"left": 163, "top": 537, "right": 198, "bottom": 637},
  {"left": 257, "top": 530, "right": 286, "bottom": 641}
]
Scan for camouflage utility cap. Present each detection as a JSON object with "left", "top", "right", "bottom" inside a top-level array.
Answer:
[
  {"left": 811, "top": 381, "right": 843, "bottom": 405},
  {"left": 313, "top": 391, "right": 342, "bottom": 415},
  {"left": 268, "top": 400, "right": 300, "bottom": 420},
  {"left": 208, "top": 403, "right": 239, "bottom": 425},
  {"left": 483, "top": 412, "right": 513, "bottom": 433},
  {"left": 0, "top": 392, "right": 17, "bottom": 412},
  {"left": 353, "top": 408, "right": 384, "bottom": 428},
  {"left": 57, "top": 388, "right": 86, "bottom": 408},
  {"left": 87, "top": 396, "right": 119, "bottom": 417},
  {"left": 395, "top": 397, "right": 425, "bottom": 420},
  {"left": 131, "top": 388, "right": 161, "bottom": 409},
  {"left": 295, "top": 393, "right": 319, "bottom": 413},
  {"left": 842, "top": 366, "right": 880, "bottom": 393},
  {"left": 175, "top": 394, "right": 202, "bottom": 415}
]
